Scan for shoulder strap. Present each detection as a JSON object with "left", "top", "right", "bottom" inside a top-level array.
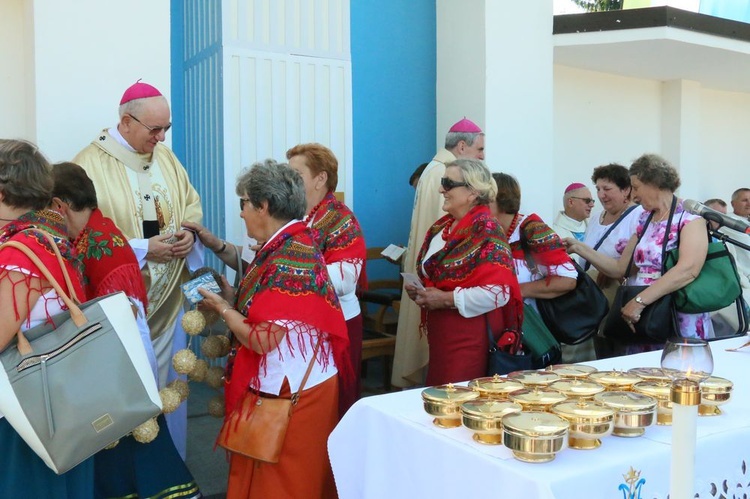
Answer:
[
  {"left": 624, "top": 196, "right": 677, "bottom": 279},
  {"left": 0, "top": 238, "right": 87, "bottom": 354},
  {"left": 584, "top": 205, "right": 638, "bottom": 271},
  {"left": 518, "top": 223, "right": 539, "bottom": 276},
  {"left": 291, "top": 339, "right": 322, "bottom": 405}
]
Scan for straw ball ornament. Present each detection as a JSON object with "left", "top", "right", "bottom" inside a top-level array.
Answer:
[
  {"left": 182, "top": 310, "right": 206, "bottom": 336},
  {"left": 172, "top": 349, "right": 197, "bottom": 375},
  {"left": 169, "top": 379, "right": 190, "bottom": 402},
  {"left": 159, "top": 387, "right": 182, "bottom": 414},
  {"left": 201, "top": 335, "right": 224, "bottom": 359},
  {"left": 104, "top": 440, "right": 119, "bottom": 450},
  {"left": 216, "top": 335, "right": 231, "bottom": 357},
  {"left": 188, "top": 359, "right": 209, "bottom": 382},
  {"left": 205, "top": 366, "right": 225, "bottom": 389},
  {"left": 201, "top": 309, "right": 220, "bottom": 326},
  {"left": 208, "top": 394, "right": 225, "bottom": 418},
  {"left": 132, "top": 417, "right": 159, "bottom": 443}
]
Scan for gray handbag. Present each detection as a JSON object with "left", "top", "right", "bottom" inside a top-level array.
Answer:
[{"left": 0, "top": 235, "right": 161, "bottom": 474}]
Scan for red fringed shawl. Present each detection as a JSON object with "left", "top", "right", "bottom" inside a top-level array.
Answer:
[
  {"left": 74, "top": 208, "right": 148, "bottom": 306},
  {"left": 512, "top": 213, "right": 572, "bottom": 268},
  {"left": 0, "top": 210, "right": 86, "bottom": 324},
  {"left": 224, "top": 221, "right": 350, "bottom": 416},
  {"left": 417, "top": 205, "right": 524, "bottom": 332},
  {"left": 306, "top": 192, "right": 367, "bottom": 288}
]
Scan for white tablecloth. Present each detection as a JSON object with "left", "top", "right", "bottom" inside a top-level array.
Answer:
[{"left": 329, "top": 337, "right": 750, "bottom": 499}]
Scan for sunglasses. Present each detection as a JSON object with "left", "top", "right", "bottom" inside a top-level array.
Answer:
[
  {"left": 440, "top": 177, "right": 468, "bottom": 191},
  {"left": 239, "top": 197, "right": 251, "bottom": 210},
  {"left": 570, "top": 196, "right": 596, "bottom": 204},
  {"left": 128, "top": 114, "right": 172, "bottom": 135}
]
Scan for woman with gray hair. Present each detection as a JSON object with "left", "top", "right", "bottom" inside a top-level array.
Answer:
[
  {"left": 198, "top": 159, "right": 350, "bottom": 498},
  {"left": 567, "top": 153, "right": 713, "bottom": 354},
  {"left": 404, "top": 159, "right": 522, "bottom": 385}
]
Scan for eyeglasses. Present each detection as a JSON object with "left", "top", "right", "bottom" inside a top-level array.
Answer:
[
  {"left": 128, "top": 114, "right": 172, "bottom": 135},
  {"left": 239, "top": 197, "right": 251, "bottom": 210},
  {"left": 440, "top": 177, "right": 469, "bottom": 191},
  {"left": 570, "top": 196, "right": 596, "bottom": 204}
]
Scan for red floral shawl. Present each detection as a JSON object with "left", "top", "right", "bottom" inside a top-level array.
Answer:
[
  {"left": 511, "top": 213, "right": 573, "bottom": 270},
  {"left": 306, "top": 192, "right": 367, "bottom": 288},
  {"left": 417, "top": 205, "right": 524, "bottom": 332},
  {"left": 0, "top": 210, "right": 86, "bottom": 325},
  {"left": 224, "top": 221, "right": 350, "bottom": 416},
  {"left": 74, "top": 208, "right": 148, "bottom": 306}
]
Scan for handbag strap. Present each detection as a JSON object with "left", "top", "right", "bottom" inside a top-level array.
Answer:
[
  {"left": 584, "top": 205, "right": 637, "bottom": 271},
  {"left": 0, "top": 237, "right": 87, "bottom": 354},
  {"left": 291, "top": 339, "right": 322, "bottom": 406},
  {"left": 518, "top": 225, "right": 540, "bottom": 277},
  {"left": 623, "top": 195, "right": 677, "bottom": 281},
  {"left": 233, "top": 243, "right": 244, "bottom": 288}
]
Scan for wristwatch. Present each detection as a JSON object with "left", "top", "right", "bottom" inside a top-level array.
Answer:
[{"left": 635, "top": 296, "right": 646, "bottom": 306}]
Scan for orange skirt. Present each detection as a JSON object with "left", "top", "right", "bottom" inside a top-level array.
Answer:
[{"left": 226, "top": 375, "right": 339, "bottom": 499}]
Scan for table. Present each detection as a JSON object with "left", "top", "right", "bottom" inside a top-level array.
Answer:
[{"left": 328, "top": 337, "right": 750, "bottom": 499}]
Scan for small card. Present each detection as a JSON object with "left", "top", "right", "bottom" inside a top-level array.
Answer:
[
  {"left": 181, "top": 273, "right": 221, "bottom": 303},
  {"left": 382, "top": 244, "right": 406, "bottom": 261},
  {"left": 400, "top": 272, "right": 425, "bottom": 290}
]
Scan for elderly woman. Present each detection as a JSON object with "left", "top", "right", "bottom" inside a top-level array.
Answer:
[
  {"left": 490, "top": 173, "right": 580, "bottom": 362},
  {"left": 582, "top": 163, "right": 644, "bottom": 303},
  {"left": 199, "top": 160, "right": 349, "bottom": 499},
  {"left": 50, "top": 162, "right": 200, "bottom": 499},
  {"left": 286, "top": 143, "right": 366, "bottom": 416},
  {"left": 567, "top": 154, "right": 713, "bottom": 352},
  {"left": 405, "top": 159, "right": 522, "bottom": 386},
  {"left": 0, "top": 141, "right": 93, "bottom": 498}
]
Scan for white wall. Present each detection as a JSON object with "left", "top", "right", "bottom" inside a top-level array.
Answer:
[
  {"left": 3, "top": 0, "right": 171, "bottom": 162},
  {"left": 0, "top": 0, "right": 31, "bottom": 139},
  {"left": 436, "top": 0, "right": 486, "bottom": 148},
  {"left": 554, "top": 64, "right": 750, "bottom": 216},
  {"left": 554, "top": 65, "right": 662, "bottom": 214},
  {"left": 699, "top": 88, "right": 750, "bottom": 202}
]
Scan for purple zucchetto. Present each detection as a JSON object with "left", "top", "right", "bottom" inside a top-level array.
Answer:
[
  {"left": 448, "top": 117, "right": 483, "bottom": 134},
  {"left": 120, "top": 80, "right": 163, "bottom": 105},
  {"left": 565, "top": 182, "right": 587, "bottom": 194}
]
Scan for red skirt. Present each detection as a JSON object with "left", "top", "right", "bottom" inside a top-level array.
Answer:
[
  {"left": 338, "top": 314, "right": 363, "bottom": 418},
  {"left": 226, "top": 376, "right": 339, "bottom": 499},
  {"left": 424, "top": 309, "right": 494, "bottom": 386}
]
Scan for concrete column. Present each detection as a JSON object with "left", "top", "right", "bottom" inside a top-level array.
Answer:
[
  {"left": 661, "top": 79, "right": 702, "bottom": 200},
  {"left": 436, "top": 0, "right": 556, "bottom": 220}
]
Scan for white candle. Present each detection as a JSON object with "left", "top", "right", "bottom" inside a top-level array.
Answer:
[{"left": 670, "top": 401, "right": 698, "bottom": 499}]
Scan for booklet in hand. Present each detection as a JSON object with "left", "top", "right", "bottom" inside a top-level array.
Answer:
[{"left": 181, "top": 273, "right": 221, "bottom": 303}]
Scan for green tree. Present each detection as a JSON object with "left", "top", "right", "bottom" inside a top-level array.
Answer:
[{"left": 571, "top": 0, "right": 623, "bottom": 12}]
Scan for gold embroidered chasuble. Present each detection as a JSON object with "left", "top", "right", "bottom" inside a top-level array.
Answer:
[{"left": 73, "top": 130, "right": 203, "bottom": 338}]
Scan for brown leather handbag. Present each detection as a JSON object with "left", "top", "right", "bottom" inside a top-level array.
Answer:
[{"left": 216, "top": 341, "right": 320, "bottom": 463}]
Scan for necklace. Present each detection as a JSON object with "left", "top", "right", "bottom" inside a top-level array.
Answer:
[{"left": 504, "top": 213, "right": 521, "bottom": 240}]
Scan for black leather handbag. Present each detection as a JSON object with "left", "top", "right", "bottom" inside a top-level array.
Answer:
[
  {"left": 535, "top": 262, "right": 609, "bottom": 344},
  {"left": 603, "top": 197, "right": 678, "bottom": 343},
  {"left": 520, "top": 233, "right": 609, "bottom": 345},
  {"left": 604, "top": 284, "right": 677, "bottom": 343}
]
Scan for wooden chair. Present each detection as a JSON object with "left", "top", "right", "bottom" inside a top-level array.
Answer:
[{"left": 359, "top": 247, "right": 402, "bottom": 390}]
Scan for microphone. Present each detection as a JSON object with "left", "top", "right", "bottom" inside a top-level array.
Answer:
[{"left": 683, "top": 199, "right": 750, "bottom": 234}]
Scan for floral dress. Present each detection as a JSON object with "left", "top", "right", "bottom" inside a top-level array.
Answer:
[{"left": 628, "top": 200, "right": 713, "bottom": 340}]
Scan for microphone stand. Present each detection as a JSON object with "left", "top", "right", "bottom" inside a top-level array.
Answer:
[{"left": 709, "top": 227, "right": 750, "bottom": 252}]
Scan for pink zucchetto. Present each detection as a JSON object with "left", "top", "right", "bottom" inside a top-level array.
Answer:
[
  {"left": 448, "top": 117, "right": 483, "bottom": 134},
  {"left": 564, "top": 182, "right": 587, "bottom": 194},
  {"left": 120, "top": 80, "right": 163, "bottom": 105}
]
